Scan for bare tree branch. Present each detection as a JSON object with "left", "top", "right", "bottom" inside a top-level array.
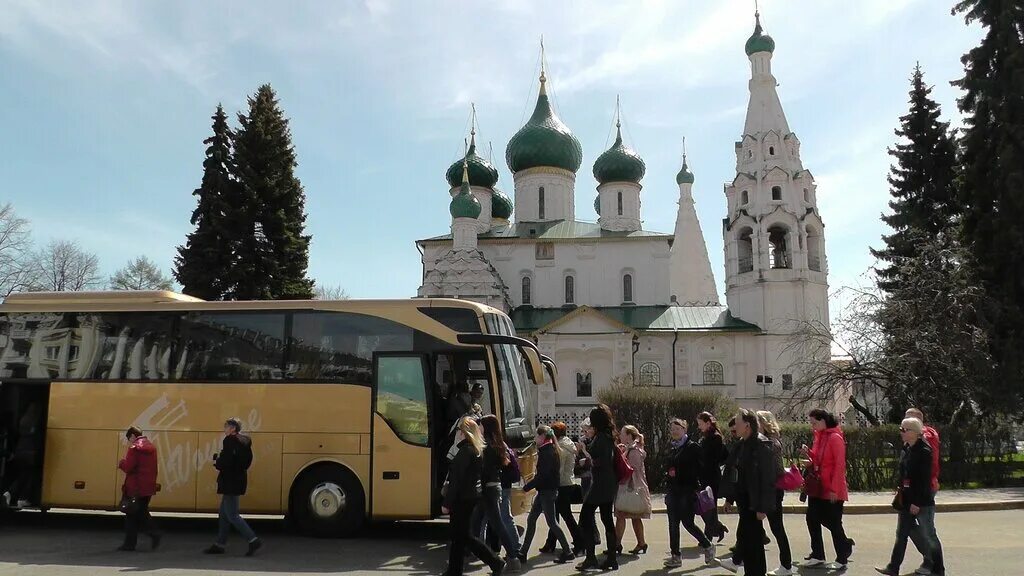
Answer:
[
  {"left": 0, "top": 203, "right": 38, "bottom": 298},
  {"left": 29, "top": 240, "right": 101, "bottom": 292}
]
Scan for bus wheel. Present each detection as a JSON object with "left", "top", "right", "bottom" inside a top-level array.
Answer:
[{"left": 290, "top": 464, "right": 365, "bottom": 538}]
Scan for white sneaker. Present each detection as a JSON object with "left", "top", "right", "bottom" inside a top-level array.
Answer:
[
  {"left": 824, "top": 561, "right": 848, "bottom": 571},
  {"left": 717, "top": 558, "right": 740, "bottom": 573},
  {"left": 769, "top": 568, "right": 795, "bottom": 576},
  {"left": 15, "top": 499, "right": 30, "bottom": 509},
  {"left": 1, "top": 491, "right": 10, "bottom": 507},
  {"left": 801, "top": 558, "right": 825, "bottom": 567},
  {"left": 664, "top": 554, "right": 682, "bottom": 568},
  {"left": 915, "top": 567, "right": 932, "bottom": 575}
]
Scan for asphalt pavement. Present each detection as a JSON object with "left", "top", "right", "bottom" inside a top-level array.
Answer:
[{"left": 1, "top": 508, "right": 1021, "bottom": 575}]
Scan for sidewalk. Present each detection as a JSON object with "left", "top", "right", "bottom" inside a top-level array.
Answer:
[{"left": 644, "top": 487, "right": 1024, "bottom": 515}]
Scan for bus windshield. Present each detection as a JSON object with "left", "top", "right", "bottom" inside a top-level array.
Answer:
[{"left": 483, "top": 313, "right": 535, "bottom": 438}]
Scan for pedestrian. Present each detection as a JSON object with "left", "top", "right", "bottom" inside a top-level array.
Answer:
[
  {"left": 756, "top": 410, "right": 793, "bottom": 576},
  {"left": 203, "top": 418, "right": 262, "bottom": 556},
  {"left": 905, "top": 407, "right": 945, "bottom": 576},
  {"left": 697, "top": 411, "right": 729, "bottom": 542},
  {"left": 800, "top": 409, "right": 852, "bottom": 570},
  {"left": 729, "top": 409, "right": 778, "bottom": 576},
  {"left": 717, "top": 417, "right": 752, "bottom": 573},
  {"left": 614, "top": 424, "right": 651, "bottom": 555},
  {"left": 576, "top": 404, "right": 619, "bottom": 571},
  {"left": 117, "top": 426, "right": 161, "bottom": 551},
  {"left": 540, "top": 421, "right": 582, "bottom": 555},
  {"left": 575, "top": 419, "right": 602, "bottom": 548},
  {"left": 664, "top": 417, "right": 716, "bottom": 569},
  {"left": 519, "top": 425, "right": 575, "bottom": 565},
  {"left": 442, "top": 416, "right": 505, "bottom": 576},
  {"left": 473, "top": 415, "right": 522, "bottom": 571},
  {"left": 2, "top": 403, "right": 42, "bottom": 509},
  {"left": 874, "top": 417, "right": 945, "bottom": 576}
]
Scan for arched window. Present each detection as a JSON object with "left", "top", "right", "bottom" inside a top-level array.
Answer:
[
  {"left": 617, "top": 191, "right": 623, "bottom": 216},
  {"left": 622, "top": 273, "right": 633, "bottom": 303},
  {"left": 538, "top": 186, "right": 545, "bottom": 220},
  {"left": 807, "top": 225, "right": 823, "bottom": 272},
  {"left": 521, "top": 276, "right": 532, "bottom": 305},
  {"left": 803, "top": 188, "right": 811, "bottom": 203},
  {"left": 771, "top": 186, "right": 782, "bottom": 201},
  {"left": 747, "top": 150, "right": 753, "bottom": 159},
  {"left": 741, "top": 190, "right": 749, "bottom": 205},
  {"left": 576, "top": 372, "right": 592, "bottom": 397},
  {"left": 769, "top": 146, "right": 775, "bottom": 156},
  {"left": 703, "top": 361, "right": 724, "bottom": 385},
  {"left": 639, "top": 362, "right": 661, "bottom": 386},
  {"left": 564, "top": 275, "right": 575, "bottom": 305},
  {"left": 768, "top": 225, "right": 791, "bottom": 269},
  {"left": 737, "top": 227, "right": 754, "bottom": 273}
]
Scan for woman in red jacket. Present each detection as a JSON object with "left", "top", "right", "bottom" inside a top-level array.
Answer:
[
  {"left": 800, "top": 409, "right": 852, "bottom": 570},
  {"left": 117, "top": 426, "right": 161, "bottom": 551}
]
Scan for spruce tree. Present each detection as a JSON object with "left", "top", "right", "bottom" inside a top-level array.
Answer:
[
  {"left": 953, "top": 0, "right": 1024, "bottom": 411},
  {"left": 870, "top": 65, "right": 959, "bottom": 293},
  {"left": 231, "top": 84, "right": 314, "bottom": 300},
  {"left": 174, "top": 105, "right": 239, "bottom": 300}
]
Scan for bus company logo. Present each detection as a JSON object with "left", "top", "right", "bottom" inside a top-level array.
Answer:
[{"left": 130, "top": 393, "right": 262, "bottom": 494}]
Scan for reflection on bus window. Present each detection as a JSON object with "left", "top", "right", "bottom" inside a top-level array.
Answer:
[
  {"left": 177, "top": 312, "right": 286, "bottom": 381},
  {"left": 290, "top": 311, "right": 413, "bottom": 383},
  {"left": 0, "top": 313, "right": 74, "bottom": 379}
]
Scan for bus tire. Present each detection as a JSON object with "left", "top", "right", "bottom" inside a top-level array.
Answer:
[{"left": 289, "top": 464, "right": 365, "bottom": 538}]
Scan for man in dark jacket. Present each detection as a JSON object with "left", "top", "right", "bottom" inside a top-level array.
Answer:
[
  {"left": 664, "top": 418, "right": 715, "bottom": 568},
  {"left": 730, "top": 409, "right": 777, "bottom": 576},
  {"left": 875, "top": 418, "right": 945, "bottom": 576},
  {"left": 204, "top": 418, "right": 262, "bottom": 556},
  {"left": 118, "top": 426, "right": 161, "bottom": 551}
]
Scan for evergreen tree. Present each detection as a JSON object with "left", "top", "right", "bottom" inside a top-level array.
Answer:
[
  {"left": 870, "top": 65, "right": 959, "bottom": 293},
  {"left": 231, "top": 84, "right": 314, "bottom": 300},
  {"left": 111, "top": 256, "right": 174, "bottom": 291},
  {"left": 174, "top": 105, "right": 239, "bottom": 300},
  {"left": 953, "top": 0, "right": 1024, "bottom": 411}
]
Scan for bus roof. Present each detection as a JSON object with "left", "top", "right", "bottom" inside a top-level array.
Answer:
[{"left": 0, "top": 291, "right": 502, "bottom": 316}]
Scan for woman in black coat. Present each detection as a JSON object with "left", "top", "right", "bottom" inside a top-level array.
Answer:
[
  {"left": 664, "top": 418, "right": 716, "bottom": 568},
  {"left": 443, "top": 417, "right": 505, "bottom": 576},
  {"left": 697, "top": 412, "right": 729, "bottom": 541},
  {"left": 576, "top": 404, "right": 619, "bottom": 571}
]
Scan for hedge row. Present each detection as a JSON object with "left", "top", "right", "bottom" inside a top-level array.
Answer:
[{"left": 600, "top": 388, "right": 1022, "bottom": 492}]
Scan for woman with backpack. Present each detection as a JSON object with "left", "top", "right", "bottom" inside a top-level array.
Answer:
[
  {"left": 473, "top": 415, "right": 522, "bottom": 570},
  {"left": 576, "top": 404, "right": 619, "bottom": 571},
  {"left": 614, "top": 425, "right": 651, "bottom": 555}
]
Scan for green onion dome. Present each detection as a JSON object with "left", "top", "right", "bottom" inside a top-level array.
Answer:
[
  {"left": 594, "top": 196, "right": 601, "bottom": 216},
  {"left": 593, "top": 124, "right": 645, "bottom": 185},
  {"left": 745, "top": 13, "right": 775, "bottom": 56},
  {"left": 492, "top": 189, "right": 513, "bottom": 220},
  {"left": 449, "top": 163, "right": 482, "bottom": 219},
  {"left": 505, "top": 78, "right": 583, "bottom": 173},
  {"left": 676, "top": 156, "right": 695, "bottom": 185},
  {"left": 445, "top": 135, "right": 499, "bottom": 189}
]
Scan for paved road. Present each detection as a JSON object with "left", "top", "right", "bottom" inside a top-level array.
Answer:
[{"left": 1, "top": 509, "right": 1021, "bottom": 575}]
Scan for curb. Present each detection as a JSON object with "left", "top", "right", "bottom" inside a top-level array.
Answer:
[{"left": 648, "top": 500, "right": 1024, "bottom": 515}]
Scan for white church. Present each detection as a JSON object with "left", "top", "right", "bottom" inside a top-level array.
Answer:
[{"left": 417, "top": 15, "right": 834, "bottom": 421}]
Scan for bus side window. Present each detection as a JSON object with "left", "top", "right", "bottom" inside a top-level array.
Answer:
[{"left": 376, "top": 356, "right": 429, "bottom": 446}]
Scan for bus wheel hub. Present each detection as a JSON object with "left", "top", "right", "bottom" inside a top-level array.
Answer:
[{"left": 310, "top": 482, "right": 345, "bottom": 518}]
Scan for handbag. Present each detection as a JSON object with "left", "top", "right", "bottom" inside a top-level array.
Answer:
[
  {"left": 891, "top": 487, "right": 903, "bottom": 511},
  {"left": 695, "top": 486, "right": 716, "bottom": 515},
  {"left": 777, "top": 464, "right": 805, "bottom": 491},
  {"left": 802, "top": 440, "right": 829, "bottom": 499},
  {"left": 119, "top": 495, "right": 139, "bottom": 515},
  {"left": 613, "top": 445, "right": 634, "bottom": 485},
  {"left": 566, "top": 483, "right": 584, "bottom": 505},
  {"left": 614, "top": 479, "right": 647, "bottom": 516}
]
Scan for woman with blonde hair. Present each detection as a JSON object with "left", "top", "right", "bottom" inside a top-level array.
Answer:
[
  {"left": 614, "top": 424, "right": 651, "bottom": 555},
  {"left": 442, "top": 417, "right": 505, "bottom": 576},
  {"left": 757, "top": 410, "right": 793, "bottom": 576}
]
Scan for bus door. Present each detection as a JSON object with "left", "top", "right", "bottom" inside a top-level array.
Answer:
[{"left": 370, "top": 354, "right": 432, "bottom": 519}]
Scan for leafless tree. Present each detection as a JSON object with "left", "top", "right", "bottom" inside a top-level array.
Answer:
[
  {"left": 31, "top": 239, "right": 102, "bottom": 292},
  {"left": 0, "top": 203, "right": 38, "bottom": 298},
  {"left": 312, "top": 283, "right": 349, "bottom": 300},
  {"left": 110, "top": 256, "right": 174, "bottom": 291}
]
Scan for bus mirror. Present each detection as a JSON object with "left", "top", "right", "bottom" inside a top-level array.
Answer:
[
  {"left": 541, "top": 356, "right": 558, "bottom": 389},
  {"left": 520, "top": 347, "right": 546, "bottom": 386}
]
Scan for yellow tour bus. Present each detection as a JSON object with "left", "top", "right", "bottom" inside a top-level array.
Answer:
[{"left": 0, "top": 291, "right": 556, "bottom": 536}]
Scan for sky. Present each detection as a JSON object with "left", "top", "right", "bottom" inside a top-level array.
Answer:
[{"left": 0, "top": 0, "right": 984, "bottom": 307}]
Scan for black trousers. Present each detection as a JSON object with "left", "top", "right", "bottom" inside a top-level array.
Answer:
[
  {"left": 543, "top": 485, "right": 581, "bottom": 549},
  {"left": 767, "top": 490, "right": 792, "bottom": 569},
  {"left": 579, "top": 501, "right": 615, "bottom": 560},
  {"left": 736, "top": 494, "right": 767, "bottom": 576},
  {"left": 123, "top": 496, "right": 160, "bottom": 549},
  {"left": 448, "top": 499, "right": 501, "bottom": 575},
  {"left": 806, "top": 497, "right": 852, "bottom": 562},
  {"left": 667, "top": 489, "right": 711, "bottom": 554}
]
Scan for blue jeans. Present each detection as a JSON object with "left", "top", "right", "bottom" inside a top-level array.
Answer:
[
  {"left": 216, "top": 494, "right": 257, "bottom": 545},
  {"left": 472, "top": 486, "right": 520, "bottom": 557},
  {"left": 520, "top": 489, "right": 569, "bottom": 555},
  {"left": 889, "top": 506, "right": 944, "bottom": 575},
  {"left": 498, "top": 488, "right": 521, "bottom": 551}
]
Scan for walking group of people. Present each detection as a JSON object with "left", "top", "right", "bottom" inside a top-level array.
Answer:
[
  {"left": 444, "top": 405, "right": 946, "bottom": 576},
  {"left": 116, "top": 418, "right": 262, "bottom": 556}
]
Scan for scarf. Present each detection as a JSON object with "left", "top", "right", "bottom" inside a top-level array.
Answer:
[{"left": 670, "top": 434, "right": 688, "bottom": 449}]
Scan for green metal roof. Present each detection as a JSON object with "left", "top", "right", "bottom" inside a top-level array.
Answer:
[
  {"left": 446, "top": 139, "right": 499, "bottom": 189},
  {"left": 745, "top": 14, "right": 775, "bottom": 56},
  {"left": 593, "top": 126, "right": 645, "bottom": 185},
  {"left": 510, "top": 305, "right": 761, "bottom": 334},
  {"left": 505, "top": 83, "right": 583, "bottom": 174},
  {"left": 418, "top": 219, "right": 673, "bottom": 243}
]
